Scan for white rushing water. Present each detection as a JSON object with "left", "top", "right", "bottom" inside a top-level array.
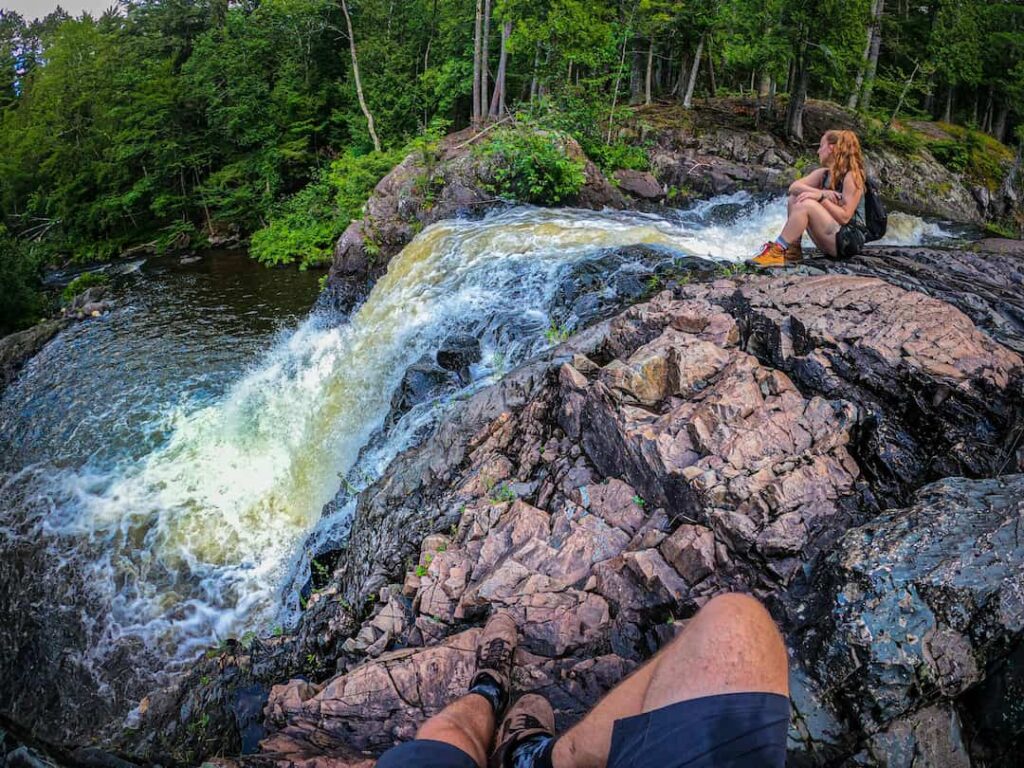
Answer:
[{"left": 2, "top": 194, "right": 955, "bottom": 673}]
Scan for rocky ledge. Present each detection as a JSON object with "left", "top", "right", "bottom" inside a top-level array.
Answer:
[
  {"left": 114, "top": 266, "right": 1024, "bottom": 768},
  {"left": 325, "top": 99, "right": 1020, "bottom": 308}
]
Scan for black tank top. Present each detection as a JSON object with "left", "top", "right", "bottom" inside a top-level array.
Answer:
[{"left": 821, "top": 170, "right": 866, "bottom": 227}]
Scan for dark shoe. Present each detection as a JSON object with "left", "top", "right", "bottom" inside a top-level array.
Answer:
[
  {"left": 785, "top": 239, "right": 803, "bottom": 261},
  {"left": 470, "top": 612, "right": 518, "bottom": 711},
  {"left": 749, "top": 241, "right": 788, "bottom": 267},
  {"left": 490, "top": 694, "right": 556, "bottom": 768}
]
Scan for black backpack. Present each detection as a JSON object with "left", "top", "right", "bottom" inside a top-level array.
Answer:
[{"left": 863, "top": 176, "right": 888, "bottom": 242}]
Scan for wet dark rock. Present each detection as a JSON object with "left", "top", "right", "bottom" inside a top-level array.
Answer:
[
  {"left": 809, "top": 475, "right": 1024, "bottom": 733},
  {"left": 436, "top": 334, "right": 481, "bottom": 377},
  {"left": 390, "top": 357, "right": 461, "bottom": 416},
  {"left": 0, "top": 320, "right": 66, "bottom": 393}
]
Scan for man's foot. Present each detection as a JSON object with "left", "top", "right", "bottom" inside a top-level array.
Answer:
[
  {"left": 750, "top": 241, "right": 788, "bottom": 267},
  {"left": 490, "top": 694, "right": 556, "bottom": 768},
  {"left": 469, "top": 612, "right": 518, "bottom": 716},
  {"left": 785, "top": 239, "right": 803, "bottom": 261}
]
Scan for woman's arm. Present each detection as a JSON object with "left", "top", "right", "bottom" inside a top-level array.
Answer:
[
  {"left": 820, "top": 174, "right": 863, "bottom": 224},
  {"left": 788, "top": 168, "right": 827, "bottom": 196}
]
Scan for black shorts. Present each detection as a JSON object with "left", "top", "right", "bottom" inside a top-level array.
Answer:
[
  {"left": 375, "top": 692, "right": 789, "bottom": 767},
  {"left": 834, "top": 223, "right": 866, "bottom": 260}
]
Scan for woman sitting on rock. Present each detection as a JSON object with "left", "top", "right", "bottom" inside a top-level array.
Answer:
[{"left": 751, "top": 129, "right": 868, "bottom": 267}]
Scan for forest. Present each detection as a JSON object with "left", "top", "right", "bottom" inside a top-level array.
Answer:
[{"left": 1, "top": 0, "right": 1022, "bottom": 334}]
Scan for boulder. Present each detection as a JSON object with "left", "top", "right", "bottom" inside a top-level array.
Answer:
[
  {"left": 612, "top": 169, "right": 664, "bottom": 200},
  {"left": 0, "top": 319, "right": 66, "bottom": 392},
  {"left": 810, "top": 474, "right": 1024, "bottom": 731}
]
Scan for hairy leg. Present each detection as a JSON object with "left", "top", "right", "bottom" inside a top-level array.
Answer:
[
  {"left": 416, "top": 693, "right": 496, "bottom": 768},
  {"left": 551, "top": 593, "right": 788, "bottom": 768},
  {"left": 781, "top": 199, "right": 839, "bottom": 257}
]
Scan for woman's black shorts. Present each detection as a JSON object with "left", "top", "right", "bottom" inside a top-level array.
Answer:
[{"left": 834, "top": 223, "right": 867, "bottom": 260}]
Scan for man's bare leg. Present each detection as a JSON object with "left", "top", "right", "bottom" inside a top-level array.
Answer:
[
  {"left": 416, "top": 693, "right": 496, "bottom": 767},
  {"left": 376, "top": 612, "right": 518, "bottom": 768},
  {"left": 551, "top": 593, "right": 789, "bottom": 768}
]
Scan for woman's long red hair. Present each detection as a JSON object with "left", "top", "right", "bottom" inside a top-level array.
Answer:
[{"left": 824, "top": 130, "right": 865, "bottom": 191}]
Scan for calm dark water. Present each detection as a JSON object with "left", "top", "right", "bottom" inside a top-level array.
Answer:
[{"left": 0, "top": 250, "right": 322, "bottom": 471}]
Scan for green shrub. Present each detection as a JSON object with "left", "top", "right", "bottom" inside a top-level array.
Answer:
[
  {"left": 250, "top": 148, "right": 402, "bottom": 269},
  {"left": 61, "top": 271, "right": 109, "bottom": 303},
  {"left": 928, "top": 140, "right": 969, "bottom": 173},
  {"left": 482, "top": 128, "right": 586, "bottom": 205},
  {"left": 0, "top": 230, "right": 46, "bottom": 335},
  {"left": 587, "top": 140, "right": 650, "bottom": 173},
  {"left": 517, "top": 92, "right": 651, "bottom": 173}
]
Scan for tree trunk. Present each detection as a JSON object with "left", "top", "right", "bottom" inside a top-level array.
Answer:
[
  {"left": 706, "top": 35, "right": 716, "bottom": 97},
  {"left": 993, "top": 103, "right": 1009, "bottom": 142},
  {"left": 530, "top": 42, "right": 540, "bottom": 102},
  {"left": 607, "top": 0, "right": 639, "bottom": 143},
  {"left": 683, "top": 34, "right": 704, "bottom": 109},
  {"left": 785, "top": 58, "right": 795, "bottom": 92},
  {"left": 481, "top": 0, "right": 491, "bottom": 121},
  {"left": 341, "top": 0, "right": 381, "bottom": 151},
  {"left": 674, "top": 52, "right": 689, "bottom": 98},
  {"left": 924, "top": 74, "right": 935, "bottom": 115},
  {"left": 758, "top": 71, "right": 770, "bottom": 103},
  {"left": 982, "top": 86, "right": 993, "bottom": 133},
  {"left": 860, "top": 0, "right": 884, "bottom": 110},
  {"left": 785, "top": 52, "right": 808, "bottom": 140},
  {"left": 756, "top": 71, "right": 771, "bottom": 126},
  {"left": 472, "top": 0, "right": 482, "bottom": 123},
  {"left": 848, "top": 0, "right": 878, "bottom": 109},
  {"left": 629, "top": 45, "right": 644, "bottom": 104},
  {"left": 888, "top": 60, "right": 920, "bottom": 128},
  {"left": 489, "top": 20, "right": 511, "bottom": 118},
  {"left": 644, "top": 40, "right": 654, "bottom": 105},
  {"left": 943, "top": 85, "right": 953, "bottom": 124},
  {"left": 423, "top": 0, "right": 438, "bottom": 71}
]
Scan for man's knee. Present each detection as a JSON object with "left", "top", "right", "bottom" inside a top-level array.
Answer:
[
  {"left": 692, "top": 593, "right": 782, "bottom": 645},
  {"left": 675, "top": 593, "right": 787, "bottom": 690}
]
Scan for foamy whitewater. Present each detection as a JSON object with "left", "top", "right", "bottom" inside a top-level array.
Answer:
[{"left": 0, "top": 194, "right": 954, "bottom": 680}]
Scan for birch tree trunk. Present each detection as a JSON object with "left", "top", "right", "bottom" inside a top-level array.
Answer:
[
  {"left": 481, "top": 0, "right": 491, "bottom": 122},
  {"left": 683, "top": 34, "right": 704, "bottom": 109},
  {"left": 706, "top": 35, "right": 716, "bottom": 97},
  {"left": 472, "top": 0, "right": 482, "bottom": 124},
  {"left": 644, "top": 40, "right": 654, "bottom": 105},
  {"left": 341, "top": 0, "right": 380, "bottom": 151},
  {"left": 489, "top": 20, "right": 510, "bottom": 118},
  {"left": 848, "top": 0, "right": 878, "bottom": 109},
  {"left": 529, "top": 42, "right": 540, "bottom": 102},
  {"left": 859, "top": 0, "right": 885, "bottom": 110}
]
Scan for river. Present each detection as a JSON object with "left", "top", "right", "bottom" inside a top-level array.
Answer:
[{"left": 0, "top": 196, "right": 954, "bottom": 741}]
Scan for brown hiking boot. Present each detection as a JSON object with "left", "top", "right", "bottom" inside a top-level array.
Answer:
[
  {"left": 490, "top": 694, "right": 556, "bottom": 768},
  {"left": 470, "top": 612, "right": 518, "bottom": 710},
  {"left": 749, "top": 241, "right": 787, "bottom": 267},
  {"left": 785, "top": 239, "right": 803, "bottom": 261}
]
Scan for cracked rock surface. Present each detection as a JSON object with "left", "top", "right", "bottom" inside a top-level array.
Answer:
[{"left": 122, "top": 274, "right": 1024, "bottom": 768}]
